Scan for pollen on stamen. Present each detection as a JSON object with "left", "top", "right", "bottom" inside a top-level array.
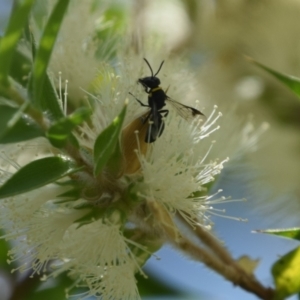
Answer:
[
  {"left": 58, "top": 71, "right": 62, "bottom": 104},
  {"left": 64, "top": 80, "right": 69, "bottom": 116},
  {"left": 40, "top": 274, "right": 48, "bottom": 281},
  {"left": 242, "top": 121, "right": 270, "bottom": 152},
  {"left": 205, "top": 105, "right": 218, "bottom": 124},
  {"left": 202, "top": 112, "right": 222, "bottom": 131},
  {"left": 200, "top": 190, "right": 249, "bottom": 222},
  {"left": 204, "top": 224, "right": 212, "bottom": 230},
  {"left": 134, "top": 130, "right": 141, "bottom": 153},
  {"left": 200, "top": 125, "right": 221, "bottom": 140},
  {"left": 190, "top": 106, "right": 223, "bottom": 143}
]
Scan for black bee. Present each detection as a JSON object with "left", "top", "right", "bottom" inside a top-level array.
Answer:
[{"left": 130, "top": 58, "right": 204, "bottom": 143}]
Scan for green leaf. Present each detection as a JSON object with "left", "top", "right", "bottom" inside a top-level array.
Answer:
[
  {"left": 55, "top": 188, "right": 81, "bottom": 202},
  {"left": 0, "top": 104, "right": 44, "bottom": 144},
  {"left": 40, "top": 74, "right": 65, "bottom": 120},
  {"left": 105, "top": 141, "right": 123, "bottom": 177},
  {"left": 136, "top": 271, "right": 184, "bottom": 297},
  {"left": 93, "top": 102, "right": 127, "bottom": 176},
  {"left": 272, "top": 246, "right": 300, "bottom": 300},
  {"left": 30, "top": 0, "right": 70, "bottom": 110},
  {"left": 0, "top": 0, "right": 35, "bottom": 86},
  {"left": 74, "top": 209, "right": 103, "bottom": 227},
  {"left": 247, "top": 56, "right": 300, "bottom": 99},
  {"left": 24, "top": 6, "right": 64, "bottom": 121},
  {"left": 0, "top": 156, "right": 78, "bottom": 199},
  {"left": 47, "top": 107, "right": 91, "bottom": 148},
  {"left": 73, "top": 205, "right": 110, "bottom": 228},
  {"left": 255, "top": 228, "right": 300, "bottom": 241}
]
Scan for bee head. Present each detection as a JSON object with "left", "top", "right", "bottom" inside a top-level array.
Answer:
[
  {"left": 138, "top": 76, "right": 161, "bottom": 89},
  {"left": 138, "top": 58, "right": 164, "bottom": 89}
]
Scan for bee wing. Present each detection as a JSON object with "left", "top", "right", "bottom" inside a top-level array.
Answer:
[
  {"left": 122, "top": 111, "right": 151, "bottom": 147},
  {"left": 121, "top": 110, "right": 151, "bottom": 174},
  {"left": 166, "top": 96, "right": 205, "bottom": 121}
]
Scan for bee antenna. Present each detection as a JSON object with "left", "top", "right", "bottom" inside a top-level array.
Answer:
[
  {"left": 154, "top": 60, "right": 164, "bottom": 77},
  {"left": 143, "top": 58, "right": 154, "bottom": 77}
]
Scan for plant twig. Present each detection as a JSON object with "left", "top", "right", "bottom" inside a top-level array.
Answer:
[
  {"left": 177, "top": 235, "right": 274, "bottom": 300},
  {"left": 165, "top": 214, "right": 276, "bottom": 300}
]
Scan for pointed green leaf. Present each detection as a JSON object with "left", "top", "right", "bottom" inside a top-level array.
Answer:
[
  {"left": 93, "top": 102, "right": 127, "bottom": 176},
  {"left": 136, "top": 272, "right": 184, "bottom": 297},
  {"left": 25, "top": 11, "right": 64, "bottom": 120},
  {"left": 55, "top": 188, "right": 81, "bottom": 202},
  {"left": 18, "top": 16, "right": 64, "bottom": 120},
  {"left": 0, "top": 156, "right": 78, "bottom": 199},
  {"left": 31, "top": 0, "right": 70, "bottom": 109},
  {"left": 272, "top": 246, "right": 300, "bottom": 300},
  {"left": 47, "top": 107, "right": 91, "bottom": 148},
  {"left": 0, "top": 104, "right": 44, "bottom": 144},
  {"left": 74, "top": 209, "right": 100, "bottom": 227},
  {"left": 255, "top": 228, "right": 300, "bottom": 241},
  {"left": 247, "top": 57, "right": 300, "bottom": 99},
  {"left": 0, "top": 0, "right": 35, "bottom": 86},
  {"left": 105, "top": 141, "right": 123, "bottom": 177},
  {"left": 40, "top": 74, "right": 65, "bottom": 120}
]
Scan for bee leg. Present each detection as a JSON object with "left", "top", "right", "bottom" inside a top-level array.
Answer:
[
  {"left": 129, "top": 92, "right": 149, "bottom": 107},
  {"left": 156, "top": 110, "right": 168, "bottom": 138},
  {"left": 159, "top": 109, "right": 169, "bottom": 118},
  {"left": 145, "top": 117, "right": 157, "bottom": 143},
  {"left": 157, "top": 118, "right": 165, "bottom": 138}
]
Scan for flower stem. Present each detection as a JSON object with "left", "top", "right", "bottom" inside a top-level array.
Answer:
[
  {"left": 175, "top": 235, "right": 274, "bottom": 300},
  {"left": 168, "top": 214, "right": 275, "bottom": 300},
  {"left": 194, "top": 222, "right": 237, "bottom": 265}
]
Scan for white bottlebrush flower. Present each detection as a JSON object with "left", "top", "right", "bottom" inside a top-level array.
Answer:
[
  {"left": 0, "top": 58, "right": 235, "bottom": 299},
  {"left": 73, "top": 263, "right": 139, "bottom": 300},
  {"left": 39, "top": 0, "right": 124, "bottom": 102},
  {"left": 0, "top": 2, "right": 265, "bottom": 299},
  {"left": 136, "top": 110, "right": 227, "bottom": 228},
  {"left": 63, "top": 220, "right": 141, "bottom": 300}
]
